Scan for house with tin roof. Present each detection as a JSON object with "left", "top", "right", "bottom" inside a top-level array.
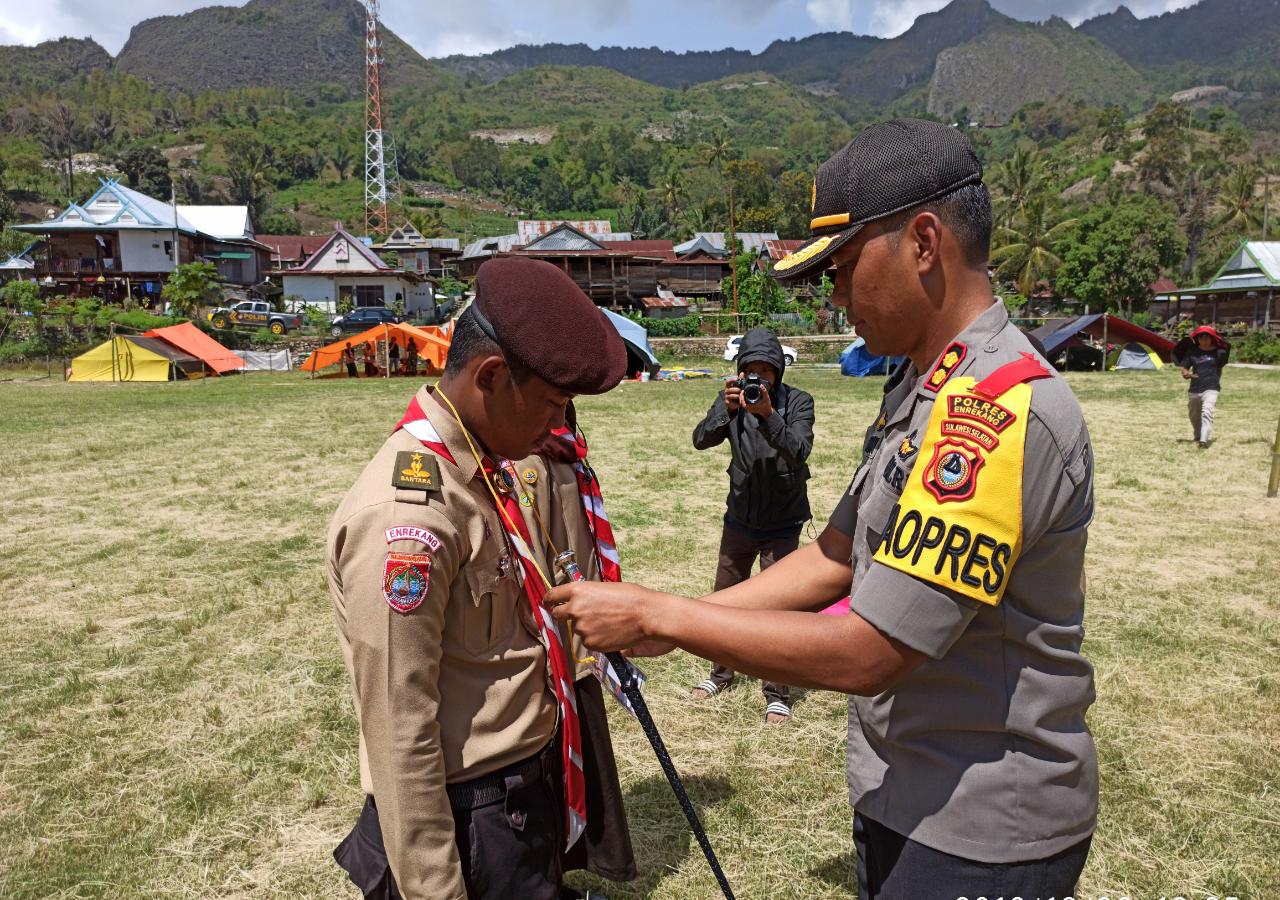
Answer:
[
  {"left": 14, "top": 179, "right": 271, "bottom": 301},
  {"left": 280, "top": 223, "right": 435, "bottom": 315}
]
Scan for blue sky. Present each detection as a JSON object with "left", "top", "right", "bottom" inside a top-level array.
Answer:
[{"left": 0, "top": 0, "right": 1197, "bottom": 58}]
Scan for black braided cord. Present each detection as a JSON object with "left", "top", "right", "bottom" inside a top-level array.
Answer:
[{"left": 604, "top": 652, "right": 736, "bottom": 900}]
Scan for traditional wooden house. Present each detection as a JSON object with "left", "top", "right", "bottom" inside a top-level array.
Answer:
[
  {"left": 280, "top": 223, "right": 435, "bottom": 314},
  {"left": 257, "top": 234, "right": 332, "bottom": 272},
  {"left": 1152, "top": 241, "right": 1279, "bottom": 330},
  {"left": 376, "top": 223, "right": 461, "bottom": 278},
  {"left": 15, "top": 179, "right": 271, "bottom": 301}
]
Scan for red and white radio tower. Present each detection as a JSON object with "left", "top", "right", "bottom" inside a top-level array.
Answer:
[{"left": 364, "top": 0, "right": 400, "bottom": 237}]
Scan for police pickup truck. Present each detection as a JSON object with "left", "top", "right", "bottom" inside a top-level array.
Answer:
[{"left": 207, "top": 301, "right": 302, "bottom": 335}]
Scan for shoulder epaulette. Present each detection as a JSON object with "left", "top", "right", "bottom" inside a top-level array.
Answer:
[{"left": 971, "top": 352, "right": 1052, "bottom": 400}]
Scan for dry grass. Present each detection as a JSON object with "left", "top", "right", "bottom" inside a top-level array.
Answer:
[{"left": 1, "top": 364, "right": 1278, "bottom": 899}]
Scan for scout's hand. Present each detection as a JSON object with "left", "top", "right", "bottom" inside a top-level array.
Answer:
[
  {"left": 724, "top": 378, "right": 744, "bottom": 412},
  {"left": 545, "top": 581, "right": 667, "bottom": 654},
  {"left": 1180, "top": 367, "right": 1192, "bottom": 380}
]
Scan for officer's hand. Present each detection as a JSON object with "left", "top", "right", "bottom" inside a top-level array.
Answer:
[
  {"left": 724, "top": 376, "right": 744, "bottom": 412},
  {"left": 744, "top": 383, "right": 773, "bottom": 419},
  {"left": 544, "top": 581, "right": 668, "bottom": 654}
]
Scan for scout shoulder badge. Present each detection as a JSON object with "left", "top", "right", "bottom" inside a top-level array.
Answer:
[
  {"left": 873, "top": 352, "right": 1051, "bottom": 605},
  {"left": 392, "top": 450, "right": 442, "bottom": 492}
]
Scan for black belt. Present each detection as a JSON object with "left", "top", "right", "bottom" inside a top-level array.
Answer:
[{"left": 446, "top": 739, "right": 557, "bottom": 811}]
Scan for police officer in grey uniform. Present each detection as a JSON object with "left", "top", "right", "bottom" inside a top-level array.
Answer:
[{"left": 546, "top": 120, "right": 1098, "bottom": 899}]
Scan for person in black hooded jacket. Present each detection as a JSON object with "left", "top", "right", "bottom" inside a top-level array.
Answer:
[{"left": 689, "top": 326, "right": 815, "bottom": 723}]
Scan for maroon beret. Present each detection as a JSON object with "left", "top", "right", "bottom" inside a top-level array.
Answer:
[{"left": 473, "top": 257, "right": 626, "bottom": 394}]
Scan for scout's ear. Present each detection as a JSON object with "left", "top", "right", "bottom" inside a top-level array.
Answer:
[{"left": 473, "top": 354, "right": 509, "bottom": 397}]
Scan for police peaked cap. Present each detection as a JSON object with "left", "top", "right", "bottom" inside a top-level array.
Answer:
[{"left": 472, "top": 257, "right": 627, "bottom": 394}]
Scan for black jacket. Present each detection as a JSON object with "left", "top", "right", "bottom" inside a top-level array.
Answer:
[{"left": 692, "top": 329, "right": 815, "bottom": 532}]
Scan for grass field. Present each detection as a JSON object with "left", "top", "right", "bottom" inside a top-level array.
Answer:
[{"left": 2, "top": 364, "right": 1278, "bottom": 899}]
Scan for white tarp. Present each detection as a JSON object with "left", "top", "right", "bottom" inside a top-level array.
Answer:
[{"left": 234, "top": 349, "right": 293, "bottom": 371}]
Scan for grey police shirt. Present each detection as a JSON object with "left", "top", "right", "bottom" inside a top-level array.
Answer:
[{"left": 829, "top": 302, "right": 1098, "bottom": 863}]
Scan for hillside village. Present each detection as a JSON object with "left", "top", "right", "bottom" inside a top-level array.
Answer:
[{"left": 0, "top": 0, "right": 1278, "bottom": 365}]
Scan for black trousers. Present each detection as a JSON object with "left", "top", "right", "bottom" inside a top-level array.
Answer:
[
  {"left": 705, "top": 521, "right": 799, "bottom": 705},
  {"left": 335, "top": 746, "right": 566, "bottom": 900},
  {"left": 854, "top": 811, "right": 1092, "bottom": 900}
]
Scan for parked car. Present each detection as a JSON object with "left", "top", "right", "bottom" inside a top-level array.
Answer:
[
  {"left": 723, "top": 335, "right": 798, "bottom": 366},
  {"left": 330, "top": 306, "right": 402, "bottom": 336},
  {"left": 207, "top": 300, "right": 302, "bottom": 335}
]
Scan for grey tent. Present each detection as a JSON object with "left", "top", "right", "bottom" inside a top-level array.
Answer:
[{"left": 602, "top": 308, "right": 660, "bottom": 378}]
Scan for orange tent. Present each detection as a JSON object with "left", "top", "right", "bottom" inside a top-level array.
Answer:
[
  {"left": 143, "top": 322, "right": 245, "bottom": 374},
  {"left": 301, "top": 321, "right": 451, "bottom": 374}
]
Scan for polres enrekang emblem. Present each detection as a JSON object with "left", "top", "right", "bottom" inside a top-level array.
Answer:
[
  {"left": 383, "top": 552, "right": 431, "bottom": 613},
  {"left": 922, "top": 438, "right": 985, "bottom": 503}
]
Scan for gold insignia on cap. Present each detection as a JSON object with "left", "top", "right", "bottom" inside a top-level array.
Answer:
[
  {"left": 775, "top": 235, "right": 835, "bottom": 272},
  {"left": 811, "top": 177, "right": 817, "bottom": 213}
]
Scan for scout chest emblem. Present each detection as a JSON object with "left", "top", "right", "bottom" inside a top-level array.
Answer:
[
  {"left": 897, "top": 433, "right": 918, "bottom": 460},
  {"left": 922, "top": 438, "right": 985, "bottom": 503},
  {"left": 392, "top": 451, "right": 441, "bottom": 492},
  {"left": 383, "top": 552, "right": 431, "bottom": 613},
  {"left": 522, "top": 467, "right": 539, "bottom": 486}
]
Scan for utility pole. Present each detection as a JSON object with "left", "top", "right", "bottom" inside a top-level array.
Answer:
[{"left": 728, "top": 184, "right": 738, "bottom": 315}]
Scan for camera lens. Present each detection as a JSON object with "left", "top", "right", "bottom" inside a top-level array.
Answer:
[{"left": 743, "top": 383, "right": 762, "bottom": 405}]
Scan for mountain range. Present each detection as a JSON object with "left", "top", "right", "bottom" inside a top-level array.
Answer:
[{"left": 1, "top": 0, "right": 1278, "bottom": 123}]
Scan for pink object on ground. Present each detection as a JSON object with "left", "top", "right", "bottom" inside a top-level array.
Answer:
[{"left": 820, "top": 596, "right": 851, "bottom": 616}]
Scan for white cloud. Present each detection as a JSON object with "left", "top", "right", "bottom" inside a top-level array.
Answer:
[
  {"left": 867, "top": 0, "right": 950, "bottom": 37},
  {"left": 0, "top": 0, "right": 241, "bottom": 53},
  {"left": 805, "top": 0, "right": 853, "bottom": 32}
]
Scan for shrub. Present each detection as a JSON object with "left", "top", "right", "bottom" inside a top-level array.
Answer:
[
  {"left": 1233, "top": 330, "right": 1280, "bottom": 365},
  {"left": 623, "top": 311, "right": 701, "bottom": 337}
]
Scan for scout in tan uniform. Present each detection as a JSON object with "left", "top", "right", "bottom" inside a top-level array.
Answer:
[
  {"left": 328, "top": 257, "right": 634, "bottom": 900},
  {"left": 547, "top": 120, "right": 1098, "bottom": 900}
]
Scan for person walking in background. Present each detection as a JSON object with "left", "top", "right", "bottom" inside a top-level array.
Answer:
[
  {"left": 689, "top": 327, "right": 814, "bottom": 724},
  {"left": 1175, "top": 325, "right": 1230, "bottom": 448},
  {"left": 343, "top": 342, "right": 358, "bottom": 379}
]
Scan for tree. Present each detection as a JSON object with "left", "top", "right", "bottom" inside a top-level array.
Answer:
[
  {"left": 40, "top": 102, "right": 84, "bottom": 198},
  {"left": 703, "top": 129, "right": 733, "bottom": 174},
  {"left": 259, "top": 211, "right": 301, "bottom": 234},
  {"left": 989, "top": 198, "right": 1077, "bottom": 297},
  {"left": 1175, "top": 165, "right": 1215, "bottom": 278},
  {"left": 90, "top": 110, "right": 116, "bottom": 148},
  {"left": 223, "top": 133, "right": 273, "bottom": 231},
  {"left": 1098, "top": 105, "right": 1127, "bottom": 153},
  {"left": 0, "top": 159, "right": 14, "bottom": 230},
  {"left": 1055, "top": 196, "right": 1186, "bottom": 316},
  {"left": 1214, "top": 167, "right": 1261, "bottom": 235},
  {"left": 1138, "top": 100, "right": 1191, "bottom": 188},
  {"left": 331, "top": 143, "right": 354, "bottom": 181},
  {"left": 114, "top": 146, "right": 172, "bottom": 198},
  {"left": 990, "top": 146, "right": 1042, "bottom": 228},
  {"left": 161, "top": 261, "right": 221, "bottom": 320}
]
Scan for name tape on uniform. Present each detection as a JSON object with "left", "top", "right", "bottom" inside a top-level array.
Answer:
[
  {"left": 385, "top": 525, "right": 443, "bottom": 552},
  {"left": 872, "top": 376, "right": 1031, "bottom": 605}
]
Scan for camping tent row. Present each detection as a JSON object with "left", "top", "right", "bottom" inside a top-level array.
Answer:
[
  {"left": 70, "top": 322, "right": 244, "bottom": 382},
  {"left": 1028, "top": 314, "right": 1174, "bottom": 371},
  {"left": 302, "top": 321, "right": 453, "bottom": 374},
  {"left": 300, "top": 312, "right": 662, "bottom": 380}
]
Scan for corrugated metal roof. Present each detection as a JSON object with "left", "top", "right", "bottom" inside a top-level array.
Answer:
[
  {"left": 674, "top": 232, "right": 780, "bottom": 254},
  {"left": 462, "top": 233, "right": 522, "bottom": 259},
  {"left": 518, "top": 219, "right": 613, "bottom": 243},
  {"left": 179, "top": 205, "right": 252, "bottom": 240}
]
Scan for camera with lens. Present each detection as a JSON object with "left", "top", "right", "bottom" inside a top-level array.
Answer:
[{"left": 735, "top": 373, "right": 768, "bottom": 406}]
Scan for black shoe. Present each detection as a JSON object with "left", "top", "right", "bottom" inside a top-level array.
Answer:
[{"left": 1198, "top": 441, "right": 1209, "bottom": 448}]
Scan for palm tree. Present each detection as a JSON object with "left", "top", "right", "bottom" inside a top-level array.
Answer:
[
  {"left": 1176, "top": 165, "right": 1214, "bottom": 277},
  {"left": 659, "top": 168, "right": 687, "bottom": 218},
  {"left": 991, "top": 146, "right": 1042, "bottom": 228},
  {"left": 331, "top": 143, "right": 354, "bottom": 181},
  {"left": 681, "top": 201, "right": 720, "bottom": 235},
  {"left": 990, "top": 198, "right": 1077, "bottom": 297},
  {"left": 1214, "top": 167, "right": 1261, "bottom": 234},
  {"left": 703, "top": 129, "right": 733, "bottom": 174}
]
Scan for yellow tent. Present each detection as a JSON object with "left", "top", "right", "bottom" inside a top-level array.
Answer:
[
  {"left": 69, "top": 335, "right": 204, "bottom": 382},
  {"left": 301, "top": 321, "right": 452, "bottom": 374}
]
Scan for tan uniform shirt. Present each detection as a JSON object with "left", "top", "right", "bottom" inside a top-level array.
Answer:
[
  {"left": 327, "top": 387, "right": 558, "bottom": 900},
  {"left": 830, "top": 302, "right": 1098, "bottom": 863}
]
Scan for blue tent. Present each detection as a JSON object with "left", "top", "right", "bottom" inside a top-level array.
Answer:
[
  {"left": 840, "top": 337, "right": 889, "bottom": 376},
  {"left": 602, "top": 308, "right": 661, "bottom": 377}
]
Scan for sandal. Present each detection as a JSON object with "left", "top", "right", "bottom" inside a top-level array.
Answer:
[
  {"left": 764, "top": 700, "right": 792, "bottom": 725},
  {"left": 690, "top": 678, "right": 721, "bottom": 701}
]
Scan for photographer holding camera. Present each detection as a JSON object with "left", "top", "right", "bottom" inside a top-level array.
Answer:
[{"left": 690, "top": 327, "right": 815, "bottom": 723}]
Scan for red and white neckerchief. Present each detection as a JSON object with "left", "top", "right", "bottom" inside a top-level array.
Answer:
[
  {"left": 551, "top": 426, "right": 621, "bottom": 583},
  {"left": 395, "top": 395, "right": 588, "bottom": 850}
]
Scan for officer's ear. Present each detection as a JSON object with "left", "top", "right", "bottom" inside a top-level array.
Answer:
[{"left": 905, "top": 211, "right": 944, "bottom": 275}]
